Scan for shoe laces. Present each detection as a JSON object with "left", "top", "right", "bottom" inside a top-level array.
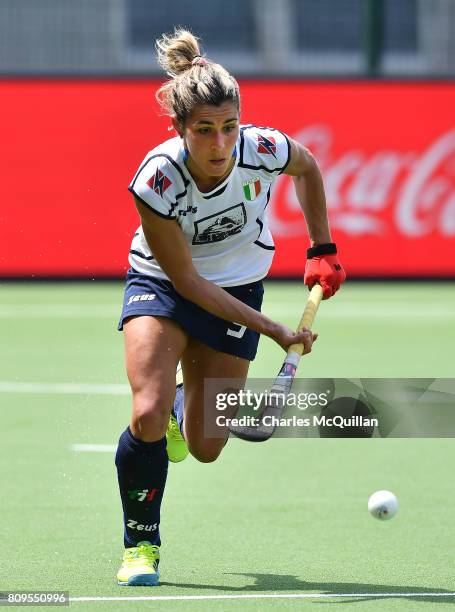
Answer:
[
  {"left": 168, "top": 415, "right": 183, "bottom": 441},
  {"left": 124, "top": 543, "right": 159, "bottom": 566}
]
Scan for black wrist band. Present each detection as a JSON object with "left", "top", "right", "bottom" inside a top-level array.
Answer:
[{"left": 307, "top": 242, "right": 337, "bottom": 259}]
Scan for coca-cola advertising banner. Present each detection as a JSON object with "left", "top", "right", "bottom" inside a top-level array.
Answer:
[{"left": 2, "top": 80, "right": 454, "bottom": 277}]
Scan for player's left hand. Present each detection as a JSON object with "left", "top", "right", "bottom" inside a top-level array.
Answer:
[
  {"left": 304, "top": 243, "right": 346, "bottom": 299},
  {"left": 269, "top": 322, "right": 318, "bottom": 354}
]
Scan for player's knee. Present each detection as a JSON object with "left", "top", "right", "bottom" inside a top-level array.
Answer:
[
  {"left": 188, "top": 443, "right": 223, "bottom": 464},
  {"left": 131, "top": 394, "right": 169, "bottom": 439}
]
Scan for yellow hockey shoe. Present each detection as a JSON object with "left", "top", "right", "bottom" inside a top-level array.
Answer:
[
  {"left": 166, "top": 364, "right": 188, "bottom": 463},
  {"left": 166, "top": 412, "right": 188, "bottom": 463},
  {"left": 117, "top": 541, "right": 160, "bottom": 586}
]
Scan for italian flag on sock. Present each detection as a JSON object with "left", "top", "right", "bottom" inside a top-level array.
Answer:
[{"left": 243, "top": 178, "right": 261, "bottom": 201}]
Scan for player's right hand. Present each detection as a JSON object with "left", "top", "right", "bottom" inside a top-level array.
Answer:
[
  {"left": 271, "top": 324, "right": 318, "bottom": 354},
  {"left": 304, "top": 243, "right": 346, "bottom": 299}
]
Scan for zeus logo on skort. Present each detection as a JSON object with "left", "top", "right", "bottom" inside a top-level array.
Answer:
[{"left": 127, "top": 294, "right": 156, "bottom": 306}]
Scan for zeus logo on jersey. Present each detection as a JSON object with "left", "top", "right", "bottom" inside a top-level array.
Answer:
[
  {"left": 127, "top": 519, "right": 158, "bottom": 532},
  {"left": 147, "top": 168, "right": 172, "bottom": 197},
  {"left": 257, "top": 134, "right": 277, "bottom": 158},
  {"left": 127, "top": 294, "right": 156, "bottom": 306}
]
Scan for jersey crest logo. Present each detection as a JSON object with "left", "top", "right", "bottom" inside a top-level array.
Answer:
[
  {"left": 147, "top": 168, "right": 172, "bottom": 197},
  {"left": 243, "top": 178, "right": 261, "bottom": 201},
  {"left": 257, "top": 134, "right": 277, "bottom": 158},
  {"left": 192, "top": 204, "right": 247, "bottom": 245}
]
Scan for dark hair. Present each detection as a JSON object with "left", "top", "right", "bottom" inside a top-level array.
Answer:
[{"left": 155, "top": 28, "right": 240, "bottom": 127}]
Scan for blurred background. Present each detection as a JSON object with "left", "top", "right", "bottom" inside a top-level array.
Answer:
[
  {"left": 1, "top": 0, "right": 454, "bottom": 278},
  {"left": 2, "top": 0, "right": 455, "bottom": 76}
]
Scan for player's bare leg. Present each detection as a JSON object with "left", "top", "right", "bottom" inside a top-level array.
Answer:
[
  {"left": 116, "top": 315, "right": 188, "bottom": 586},
  {"left": 180, "top": 339, "right": 250, "bottom": 463},
  {"left": 124, "top": 315, "right": 188, "bottom": 441}
]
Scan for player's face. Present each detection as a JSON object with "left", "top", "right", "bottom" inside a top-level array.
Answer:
[{"left": 180, "top": 102, "right": 240, "bottom": 187}]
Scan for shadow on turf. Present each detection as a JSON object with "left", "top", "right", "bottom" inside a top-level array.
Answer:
[{"left": 160, "top": 574, "right": 455, "bottom": 604}]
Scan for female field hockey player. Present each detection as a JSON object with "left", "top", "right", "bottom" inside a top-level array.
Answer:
[{"left": 115, "top": 28, "right": 346, "bottom": 586}]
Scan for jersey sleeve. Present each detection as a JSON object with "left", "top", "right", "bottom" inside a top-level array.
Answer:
[
  {"left": 128, "top": 154, "right": 186, "bottom": 219},
  {"left": 238, "top": 125, "right": 291, "bottom": 177}
]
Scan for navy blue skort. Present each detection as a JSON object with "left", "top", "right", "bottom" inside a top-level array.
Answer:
[{"left": 118, "top": 269, "right": 264, "bottom": 361}]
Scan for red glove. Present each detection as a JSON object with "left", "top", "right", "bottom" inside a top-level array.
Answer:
[{"left": 304, "top": 243, "right": 346, "bottom": 299}]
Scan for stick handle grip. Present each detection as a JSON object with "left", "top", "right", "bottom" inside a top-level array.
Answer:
[{"left": 287, "top": 284, "right": 323, "bottom": 357}]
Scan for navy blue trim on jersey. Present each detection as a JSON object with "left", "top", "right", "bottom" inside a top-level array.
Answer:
[
  {"left": 129, "top": 249, "right": 154, "bottom": 261},
  {"left": 279, "top": 132, "right": 291, "bottom": 175},
  {"left": 255, "top": 216, "right": 264, "bottom": 239},
  {"left": 129, "top": 154, "right": 153, "bottom": 187},
  {"left": 255, "top": 217, "right": 275, "bottom": 249},
  {"left": 264, "top": 186, "right": 271, "bottom": 208},
  {"left": 118, "top": 269, "right": 264, "bottom": 361},
  {"left": 130, "top": 154, "right": 189, "bottom": 192},
  {"left": 202, "top": 184, "right": 228, "bottom": 199},
  {"left": 238, "top": 125, "right": 291, "bottom": 174},
  {"left": 254, "top": 186, "right": 274, "bottom": 250},
  {"left": 129, "top": 153, "right": 190, "bottom": 219},
  {"left": 254, "top": 241, "right": 275, "bottom": 251},
  {"left": 128, "top": 187, "right": 177, "bottom": 219}
]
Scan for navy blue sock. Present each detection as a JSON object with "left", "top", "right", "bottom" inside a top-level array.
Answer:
[
  {"left": 173, "top": 384, "right": 185, "bottom": 437},
  {"left": 115, "top": 426, "right": 168, "bottom": 548}
]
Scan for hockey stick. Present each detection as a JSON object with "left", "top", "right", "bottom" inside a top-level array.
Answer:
[{"left": 229, "top": 284, "right": 324, "bottom": 442}]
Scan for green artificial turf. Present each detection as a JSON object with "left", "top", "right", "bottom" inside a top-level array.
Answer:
[{"left": 1, "top": 281, "right": 454, "bottom": 611}]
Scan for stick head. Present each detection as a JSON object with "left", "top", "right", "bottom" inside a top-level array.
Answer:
[{"left": 228, "top": 392, "right": 287, "bottom": 442}]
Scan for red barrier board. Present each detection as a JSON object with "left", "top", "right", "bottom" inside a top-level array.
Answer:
[{"left": 2, "top": 80, "right": 454, "bottom": 277}]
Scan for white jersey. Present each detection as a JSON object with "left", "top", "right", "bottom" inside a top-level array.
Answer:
[{"left": 128, "top": 125, "right": 291, "bottom": 286}]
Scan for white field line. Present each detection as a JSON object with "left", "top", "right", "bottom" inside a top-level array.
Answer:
[
  {"left": 0, "top": 382, "right": 130, "bottom": 395},
  {"left": 71, "top": 444, "right": 116, "bottom": 453},
  {"left": 69, "top": 592, "right": 455, "bottom": 603},
  {"left": 0, "top": 303, "right": 454, "bottom": 319},
  {"left": 266, "top": 304, "right": 455, "bottom": 319},
  {"left": 0, "top": 305, "right": 119, "bottom": 318},
  {"left": 1, "top": 382, "right": 452, "bottom": 405}
]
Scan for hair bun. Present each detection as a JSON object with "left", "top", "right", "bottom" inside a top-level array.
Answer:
[
  {"left": 156, "top": 28, "right": 201, "bottom": 76},
  {"left": 191, "top": 56, "right": 207, "bottom": 67},
  {"left": 155, "top": 27, "right": 240, "bottom": 127}
]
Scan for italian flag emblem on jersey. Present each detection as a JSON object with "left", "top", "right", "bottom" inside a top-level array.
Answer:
[{"left": 243, "top": 178, "right": 261, "bottom": 201}]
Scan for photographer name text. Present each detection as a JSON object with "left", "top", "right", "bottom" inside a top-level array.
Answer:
[{"left": 217, "top": 414, "right": 378, "bottom": 429}]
